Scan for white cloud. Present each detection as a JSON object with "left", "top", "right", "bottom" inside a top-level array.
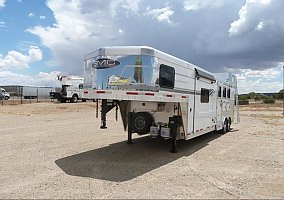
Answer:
[
  {"left": 255, "top": 21, "right": 264, "bottom": 31},
  {"left": 118, "top": 28, "right": 124, "bottom": 35},
  {"left": 237, "top": 78, "right": 282, "bottom": 94},
  {"left": 145, "top": 5, "right": 174, "bottom": 24},
  {"left": 240, "top": 67, "right": 281, "bottom": 78},
  {"left": 37, "top": 71, "right": 62, "bottom": 86},
  {"left": 28, "top": 1, "right": 104, "bottom": 49},
  {"left": 28, "top": 46, "right": 43, "bottom": 62},
  {"left": 28, "top": 12, "right": 35, "bottom": 17},
  {"left": 0, "top": 46, "right": 42, "bottom": 69},
  {"left": 0, "top": 70, "right": 62, "bottom": 87},
  {"left": 229, "top": 0, "right": 273, "bottom": 36},
  {"left": 0, "top": 0, "right": 5, "bottom": 7},
  {"left": 183, "top": 0, "right": 223, "bottom": 11},
  {"left": 27, "top": 0, "right": 144, "bottom": 74},
  {"left": 235, "top": 66, "right": 283, "bottom": 93},
  {"left": 40, "top": 15, "right": 46, "bottom": 19},
  {"left": 110, "top": 0, "right": 141, "bottom": 17},
  {"left": 0, "top": 20, "right": 6, "bottom": 28},
  {"left": 25, "top": 0, "right": 284, "bottom": 91}
]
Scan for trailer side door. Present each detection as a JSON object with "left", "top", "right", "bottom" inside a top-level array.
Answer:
[{"left": 193, "top": 77, "right": 215, "bottom": 133}]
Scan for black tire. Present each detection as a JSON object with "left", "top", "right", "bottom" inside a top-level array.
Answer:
[
  {"left": 221, "top": 119, "right": 228, "bottom": 134},
  {"left": 227, "top": 118, "right": 231, "bottom": 132},
  {"left": 4, "top": 96, "right": 9, "bottom": 100},
  {"left": 132, "top": 112, "right": 154, "bottom": 135},
  {"left": 71, "top": 94, "right": 78, "bottom": 103},
  {"left": 60, "top": 98, "right": 66, "bottom": 103}
]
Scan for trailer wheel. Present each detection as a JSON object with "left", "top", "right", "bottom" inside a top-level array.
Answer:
[
  {"left": 71, "top": 94, "right": 78, "bottom": 103},
  {"left": 132, "top": 112, "right": 153, "bottom": 135},
  {"left": 221, "top": 119, "right": 228, "bottom": 134},
  {"left": 227, "top": 118, "right": 231, "bottom": 132}
]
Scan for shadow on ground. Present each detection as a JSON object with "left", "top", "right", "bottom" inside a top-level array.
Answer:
[{"left": 55, "top": 132, "right": 222, "bottom": 182}]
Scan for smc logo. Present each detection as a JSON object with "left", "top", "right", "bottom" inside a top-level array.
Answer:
[{"left": 92, "top": 58, "right": 120, "bottom": 69}]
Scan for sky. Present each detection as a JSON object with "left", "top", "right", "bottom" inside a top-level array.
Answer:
[{"left": 0, "top": 0, "right": 283, "bottom": 94}]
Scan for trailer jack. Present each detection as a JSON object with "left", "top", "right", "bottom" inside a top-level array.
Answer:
[
  {"left": 127, "top": 112, "right": 133, "bottom": 144},
  {"left": 169, "top": 116, "right": 182, "bottom": 153},
  {"left": 100, "top": 99, "right": 117, "bottom": 129}
]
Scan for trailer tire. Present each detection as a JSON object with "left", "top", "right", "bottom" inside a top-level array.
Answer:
[
  {"left": 71, "top": 94, "right": 78, "bottom": 103},
  {"left": 221, "top": 119, "right": 228, "bottom": 134},
  {"left": 227, "top": 118, "right": 231, "bottom": 132},
  {"left": 132, "top": 112, "right": 153, "bottom": 135}
]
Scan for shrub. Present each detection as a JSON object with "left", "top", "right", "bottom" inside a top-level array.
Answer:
[
  {"left": 239, "top": 95, "right": 248, "bottom": 100},
  {"left": 239, "top": 100, "right": 249, "bottom": 105},
  {"left": 263, "top": 98, "right": 275, "bottom": 104}
]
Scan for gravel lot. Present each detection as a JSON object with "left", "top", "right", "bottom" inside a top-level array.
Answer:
[{"left": 0, "top": 102, "right": 283, "bottom": 199}]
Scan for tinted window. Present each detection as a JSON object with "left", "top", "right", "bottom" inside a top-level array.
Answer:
[
  {"left": 223, "top": 87, "right": 226, "bottom": 98},
  {"left": 201, "top": 88, "right": 209, "bottom": 103},
  {"left": 159, "top": 64, "right": 175, "bottom": 89},
  {"left": 227, "top": 89, "right": 231, "bottom": 98},
  {"left": 218, "top": 86, "right": 222, "bottom": 97}
]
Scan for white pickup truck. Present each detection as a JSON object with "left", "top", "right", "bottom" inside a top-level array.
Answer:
[
  {"left": 49, "top": 76, "right": 84, "bottom": 103},
  {"left": 0, "top": 88, "right": 10, "bottom": 100}
]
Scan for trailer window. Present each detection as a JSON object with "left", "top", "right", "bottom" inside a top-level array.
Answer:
[
  {"left": 218, "top": 86, "right": 221, "bottom": 97},
  {"left": 227, "top": 88, "right": 231, "bottom": 98},
  {"left": 223, "top": 87, "right": 226, "bottom": 98},
  {"left": 201, "top": 88, "right": 209, "bottom": 103},
  {"left": 159, "top": 64, "right": 175, "bottom": 89}
]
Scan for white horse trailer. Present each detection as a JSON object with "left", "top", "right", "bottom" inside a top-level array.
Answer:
[{"left": 83, "top": 46, "right": 239, "bottom": 152}]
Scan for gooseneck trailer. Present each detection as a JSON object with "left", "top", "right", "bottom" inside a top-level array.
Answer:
[{"left": 83, "top": 46, "right": 239, "bottom": 152}]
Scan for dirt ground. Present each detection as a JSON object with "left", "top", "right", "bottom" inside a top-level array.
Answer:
[{"left": 0, "top": 102, "right": 283, "bottom": 199}]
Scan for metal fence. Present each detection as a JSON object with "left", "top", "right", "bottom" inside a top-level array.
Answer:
[{"left": 1, "top": 90, "right": 54, "bottom": 106}]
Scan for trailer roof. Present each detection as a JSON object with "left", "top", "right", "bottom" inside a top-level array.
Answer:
[
  {"left": 84, "top": 46, "right": 155, "bottom": 59},
  {"left": 84, "top": 46, "right": 215, "bottom": 79}
]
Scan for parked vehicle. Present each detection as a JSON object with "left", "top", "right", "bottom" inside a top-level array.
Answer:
[
  {"left": 21, "top": 86, "right": 53, "bottom": 99},
  {"left": 0, "top": 92, "right": 4, "bottom": 100},
  {"left": 83, "top": 46, "right": 240, "bottom": 152},
  {"left": 50, "top": 76, "right": 84, "bottom": 103},
  {"left": 0, "top": 88, "right": 10, "bottom": 100}
]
